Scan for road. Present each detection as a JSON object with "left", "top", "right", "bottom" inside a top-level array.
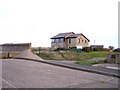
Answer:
[
  {"left": 44, "top": 60, "right": 119, "bottom": 77},
  {"left": 1, "top": 59, "right": 119, "bottom": 88}
]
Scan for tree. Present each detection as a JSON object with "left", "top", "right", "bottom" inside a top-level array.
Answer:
[{"left": 108, "top": 46, "right": 114, "bottom": 50}]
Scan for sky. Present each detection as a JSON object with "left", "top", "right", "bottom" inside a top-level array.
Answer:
[{"left": 0, "top": 0, "right": 119, "bottom": 48}]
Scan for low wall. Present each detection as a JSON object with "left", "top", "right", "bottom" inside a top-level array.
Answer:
[
  {"left": 0, "top": 43, "right": 31, "bottom": 59},
  {"left": 105, "top": 53, "right": 120, "bottom": 64}
]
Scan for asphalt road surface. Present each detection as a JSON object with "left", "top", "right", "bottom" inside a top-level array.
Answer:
[{"left": 1, "top": 59, "right": 119, "bottom": 88}]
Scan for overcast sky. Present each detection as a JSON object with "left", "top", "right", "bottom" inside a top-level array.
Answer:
[{"left": 0, "top": 0, "right": 119, "bottom": 48}]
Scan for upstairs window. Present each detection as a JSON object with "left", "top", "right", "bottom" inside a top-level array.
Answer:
[
  {"left": 51, "top": 39, "right": 55, "bottom": 43},
  {"left": 59, "top": 38, "right": 64, "bottom": 43},
  {"left": 78, "top": 39, "right": 80, "bottom": 43},
  {"left": 52, "top": 38, "right": 64, "bottom": 43},
  {"left": 56, "top": 39, "right": 59, "bottom": 43},
  {"left": 82, "top": 40, "right": 84, "bottom": 42}
]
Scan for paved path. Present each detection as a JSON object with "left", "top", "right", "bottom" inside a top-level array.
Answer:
[
  {"left": 1, "top": 59, "right": 119, "bottom": 88},
  {"left": 43, "top": 60, "right": 120, "bottom": 78},
  {"left": 88, "top": 58, "right": 106, "bottom": 61}
]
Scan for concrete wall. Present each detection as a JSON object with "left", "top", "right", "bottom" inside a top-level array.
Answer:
[
  {"left": 105, "top": 53, "right": 120, "bottom": 64},
  {"left": 0, "top": 43, "right": 31, "bottom": 58},
  {"left": 1, "top": 43, "right": 31, "bottom": 52}
]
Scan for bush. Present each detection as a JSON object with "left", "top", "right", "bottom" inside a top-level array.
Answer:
[
  {"left": 82, "top": 47, "right": 91, "bottom": 52},
  {"left": 82, "top": 47, "right": 106, "bottom": 52},
  {"left": 53, "top": 48, "right": 68, "bottom": 51},
  {"left": 93, "top": 48, "right": 103, "bottom": 51},
  {"left": 69, "top": 47, "right": 81, "bottom": 52}
]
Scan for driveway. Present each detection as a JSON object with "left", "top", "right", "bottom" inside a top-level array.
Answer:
[{"left": 1, "top": 59, "right": 119, "bottom": 88}]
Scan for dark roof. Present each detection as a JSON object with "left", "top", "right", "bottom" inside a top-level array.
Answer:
[
  {"left": 90, "top": 45, "right": 104, "bottom": 48},
  {"left": 51, "top": 32, "right": 90, "bottom": 42},
  {"left": 51, "top": 32, "right": 74, "bottom": 39},
  {"left": 67, "top": 33, "right": 90, "bottom": 42},
  {"left": 66, "top": 34, "right": 77, "bottom": 38}
]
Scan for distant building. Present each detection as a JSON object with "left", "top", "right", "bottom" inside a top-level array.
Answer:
[
  {"left": 50, "top": 32, "right": 90, "bottom": 49},
  {"left": 90, "top": 45, "right": 104, "bottom": 51},
  {"left": 0, "top": 43, "right": 31, "bottom": 58}
]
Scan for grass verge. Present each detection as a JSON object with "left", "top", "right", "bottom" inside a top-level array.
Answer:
[{"left": 34, "top": 51, "right": 111, "bottom": 60}]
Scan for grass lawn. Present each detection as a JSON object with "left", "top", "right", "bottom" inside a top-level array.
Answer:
[
  {"left": 34, "top": 51, "right": 111, "bottom": 60},
  {"left": 34, "top": 51, "right": 111, "bottom": 65},
  {"left": 81, "top": 51, "right": 111, "bottom": 59}
]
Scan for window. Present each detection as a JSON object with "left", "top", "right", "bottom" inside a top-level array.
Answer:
[
  {"left": 78, "top": 39, "right": 80, "bottom": 43},
  {"left": 85, "top": 40, "right": 87, "bottom": 43},
  {"left": 82, "top": 40, "right": 84, "bottom": 42},
  {"left": 51, "top": 39, "right": 55, "bottom": 43},
  {"left": 69, "top": 38, "right": 71, "bottom": 44},
  {"left": 56, "top": 39, "right": 59, "bottom": 43},
  {"left": 59, "top": 38, "right": 64, "bottom": 43},
  {"left": 52, "top": 39, "right": 58, "bottom": 43},
  {"left": 52, "top": 38, "right": 64, "bottom": 43}
]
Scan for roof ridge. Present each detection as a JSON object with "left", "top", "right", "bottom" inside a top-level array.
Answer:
[
  {"left": 59, "top": 32, "right": 74, "bottom": 34},
  {"left": 65, "top": 33, "right": 75, "bottom": 38},
  {"left": 51, "top": 32, "right": 75, "bottom": 39}
]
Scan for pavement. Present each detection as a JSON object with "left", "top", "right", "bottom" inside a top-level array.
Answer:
[
  {"left": 17, "top": 58, "right": 120, "bottom": 78},
  {"left": 46, "top": 60, "right": 120, "bottom": 78},
  {"left": 88, "top": 58, "right": 106, "bottom": 61},
  {"left": 93, "top": 64, "right": 120, "bottom": 70},
  {"left": 13, "top": 50, "right": 120, "bottom": 78},
  {"left": 1, "top": 59, "right": 120, "bottom": 88}
]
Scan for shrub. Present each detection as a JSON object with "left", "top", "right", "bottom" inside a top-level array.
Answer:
[
  {"left": 53, "top": 48, "right": 68, "bottom": 51},
  {"left": 82, "top": 47, "right": 91, "bottom": 52}
]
